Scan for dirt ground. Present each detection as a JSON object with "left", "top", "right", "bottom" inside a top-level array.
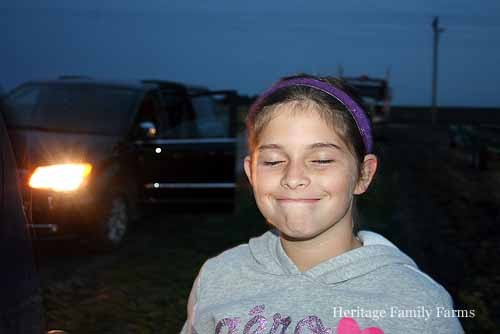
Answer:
[{"left": 37, "top": 122, "right": 499, "bottom": 333}]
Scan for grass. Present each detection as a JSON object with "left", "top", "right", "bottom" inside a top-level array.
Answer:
[{"left": 43, "top": 182, "right": 268, "bottom": 333}]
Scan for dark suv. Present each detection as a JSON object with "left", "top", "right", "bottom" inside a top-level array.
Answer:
[{"left": 1, "top": 77, "right": 237, "bottom": 249}]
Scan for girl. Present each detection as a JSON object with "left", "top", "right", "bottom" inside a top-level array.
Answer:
[{"left": 181, "top": 75, "right": 464, "bottom": 334}]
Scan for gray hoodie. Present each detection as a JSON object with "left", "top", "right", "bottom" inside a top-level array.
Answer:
[{"left": 181, "top": 230, "right": 464, "bottom": 333}]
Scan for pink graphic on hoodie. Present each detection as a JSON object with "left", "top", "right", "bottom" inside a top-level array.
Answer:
[{"left": 337, "top": 317, "right": 384, "bottom": 334}]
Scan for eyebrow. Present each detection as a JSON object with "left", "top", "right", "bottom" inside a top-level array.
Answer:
[
  {"left": 257, "top": 144, "right": 283, "bottom": 151},
  {"left": 308, "top": 142, "right": 342, "bottom": 150},
  {"left": 257, "top": 142, "right": 342, "bottom": 152}
]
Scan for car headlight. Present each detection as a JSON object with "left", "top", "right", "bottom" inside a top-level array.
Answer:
[{"left": 28, "top": 163, "right": 92, "bottom": 192}]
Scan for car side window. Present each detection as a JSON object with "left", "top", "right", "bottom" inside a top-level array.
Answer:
[
  {"left": 2, "top": 85, "right": 41, "bottom": 127},
  {"left": 190, "top": 95, "right": 228, "bottom": 138},
  {"left": 137, "top": 91, "right": 161, "bottom": 126},
  {"left": 156, "top": 90, "right": 195, "bottom": 139},
  {"left": 155, "top": 90, "right": 231, "bottom": 139}
]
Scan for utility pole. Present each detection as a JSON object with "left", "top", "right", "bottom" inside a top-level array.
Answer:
[
  {"left": 431, "top": 16, "right": 445, "bottom": 125},
  {"left": 337, "top": 63, "right": 344, "bottom": 79}
]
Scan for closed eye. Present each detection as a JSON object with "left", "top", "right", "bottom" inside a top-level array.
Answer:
[
  {"left": 263, "top": 161, "right": 285, "bottom": 166},
  {"left": 311, "top": 160, "right": 334, "bottom": 164}
]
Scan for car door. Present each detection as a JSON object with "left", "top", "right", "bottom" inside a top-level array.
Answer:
[{"left": 135, "top": 87, "right": 238, "bottom": 210}]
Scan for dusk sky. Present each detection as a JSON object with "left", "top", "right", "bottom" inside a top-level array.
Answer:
[{"left": 1, "top": 0, "right": 499, "bottom": 107}]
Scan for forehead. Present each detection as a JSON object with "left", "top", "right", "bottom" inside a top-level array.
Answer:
[{"left": 257, "top": 102, "right": 346, "bottom": 148}]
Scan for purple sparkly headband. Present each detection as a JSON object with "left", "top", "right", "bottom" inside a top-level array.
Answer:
[{"left": 250, "top": 77, "right": 373, "bottom": 153}]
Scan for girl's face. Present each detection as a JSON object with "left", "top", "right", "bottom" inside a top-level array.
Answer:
[{"left": 244, "top": 103, "right": 376, "bottom": 241}]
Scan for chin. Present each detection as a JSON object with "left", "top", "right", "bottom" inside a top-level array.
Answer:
[
  {"left": 279, "top": 230, "right": 321, "bottom": 242},
  {"left": 273, "top": 221, "right": 323, "bottom": 241}
]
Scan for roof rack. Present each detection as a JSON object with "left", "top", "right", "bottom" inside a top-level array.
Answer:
[{"left": 141, "top": 79, "right": 186, "bottom": 90}]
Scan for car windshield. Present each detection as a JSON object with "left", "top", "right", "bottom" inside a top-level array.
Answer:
[{"left": 3, "top": 83, "right": 141, "bottom": 135}]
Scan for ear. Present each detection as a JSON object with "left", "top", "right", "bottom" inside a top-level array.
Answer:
[
  {"left": 243, "top": 155, "right": 253, "bottom": 186},
  {"left": 354, "top": 154, "right": 378, "bottom": 195}
]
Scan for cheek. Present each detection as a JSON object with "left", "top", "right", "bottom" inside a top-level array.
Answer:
[
  {"left": 252, "top": 167, "right": 282, "bottom": 192},
  {"left": 318, "top": 169, "right": 358, "bottom": 195}
]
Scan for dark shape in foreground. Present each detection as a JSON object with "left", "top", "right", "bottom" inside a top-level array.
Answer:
[{"left": 0, "top": 111, "right": 43, "bottom": 333}]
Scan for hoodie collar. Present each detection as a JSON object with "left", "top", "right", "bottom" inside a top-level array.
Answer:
[{"left": 248, "top": 230, "right": 417, "bottom": 284}]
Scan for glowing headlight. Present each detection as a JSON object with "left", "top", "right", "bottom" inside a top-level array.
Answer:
[{"left": 28, "top": 163, "right": 92, "bottom": 192}]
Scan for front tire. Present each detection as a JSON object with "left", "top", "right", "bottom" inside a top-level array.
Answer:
[{"left": 92, "top": 195, "right": 129, "bottom": 251}]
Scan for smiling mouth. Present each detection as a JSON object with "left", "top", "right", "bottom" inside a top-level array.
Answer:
[{"left": 276, "top": 198, "right": 321, "bottom": 204}]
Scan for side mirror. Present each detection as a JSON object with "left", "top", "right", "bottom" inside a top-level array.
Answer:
[{"left": 137, "top": 121, "right": 157, "bottom": 139}]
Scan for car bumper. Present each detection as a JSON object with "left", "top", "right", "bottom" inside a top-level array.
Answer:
[{"left": 24, "top": 188, "right": 98, "bottom": 238}]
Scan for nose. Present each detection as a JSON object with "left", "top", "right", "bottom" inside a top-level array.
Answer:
[{"left": 280, "top": 160, "right": 311, "bottom": 189}]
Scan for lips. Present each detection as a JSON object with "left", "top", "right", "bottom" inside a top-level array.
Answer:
[{"left": 276, "top": 198, "right": 321, "bottom": 204}]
